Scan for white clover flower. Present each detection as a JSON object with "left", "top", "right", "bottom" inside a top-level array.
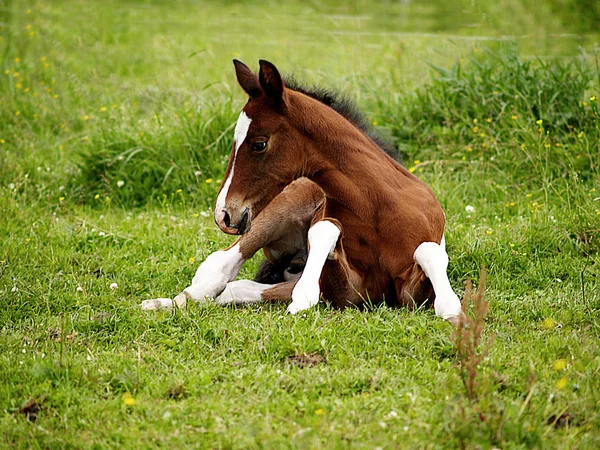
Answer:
[
  {"left": 76, "top": 286, "right": 83, "bottom": 292},
  {"left": 194, "top": 170, "right": 202, "bottom": 177},
  {"left": 11, "top": 286, "right": 18, "bottom": 292},
  {"left": 385, "top": 410, "right": 398, "bottom": 419},
  {"left": 110, "top": 282, "right": 118, "bottom": 290},
  {"left": 117, "top": 180, "right": 125, "bottom": 188},
  {"left": 465, "top": 205, "right": 475, "bottom": 213}
]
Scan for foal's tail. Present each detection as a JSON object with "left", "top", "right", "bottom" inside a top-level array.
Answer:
[{"left": 397, "top": 262, "right": 434, "bottom": 309}]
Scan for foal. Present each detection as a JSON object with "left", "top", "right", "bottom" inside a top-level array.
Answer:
[{"left": 142, "top": 60, "right": 463, "bottom": 325}]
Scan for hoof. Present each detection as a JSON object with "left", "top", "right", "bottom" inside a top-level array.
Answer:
[
  {"left": 445, "top": 312, "right": 468, "bottom": 327},
  {"left": 173, "top": 292, "right": 188, "bottom": 309},
  {"left": 141, "top": 298, "right": 173, "bottom": 311}
]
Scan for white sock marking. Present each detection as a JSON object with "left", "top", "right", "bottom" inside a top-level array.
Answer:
[
  {"left": 216, "top": 280, "right": 273, "bottom": 305},
  {"left": 288, "top": 220, "right": 340, "bottom": 314},
  {"left": 215, "top": 111, "right": 252, "bottom": 214},
  {"left": 141, "top": 243, "right": 245, "bottom": 311},
  {"left": 413, "top": 238, "right": 462, "bottom": 320},
  {"left": 186, "top": 242, "right": 245, "bottom": 300}
]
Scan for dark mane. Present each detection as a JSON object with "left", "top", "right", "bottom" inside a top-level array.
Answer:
[{"left": 283, "top": 76, "right": 399, "bottom": 160}]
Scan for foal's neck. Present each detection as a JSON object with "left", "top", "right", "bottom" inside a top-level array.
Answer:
[{"left": 291, "top": 93, "right": 410, "bottom": 215}]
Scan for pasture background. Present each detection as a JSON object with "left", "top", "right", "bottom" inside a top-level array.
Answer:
[{"left": 1, "top": 0, "right": 599, "bottom": 448}]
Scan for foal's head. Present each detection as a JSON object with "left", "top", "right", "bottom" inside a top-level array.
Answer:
[{"left": 214, "top": 60, "right": 306, "bottom": 235}]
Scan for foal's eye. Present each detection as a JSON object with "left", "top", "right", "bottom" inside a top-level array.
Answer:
[{"left": 250, "top": 141, "right": 267, "bottom": 152}]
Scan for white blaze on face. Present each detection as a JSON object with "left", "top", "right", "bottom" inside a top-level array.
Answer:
[{"left": 215, "top": 111, "right": 252, "bottom": 213}]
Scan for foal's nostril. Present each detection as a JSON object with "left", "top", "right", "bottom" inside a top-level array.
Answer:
[
  {"left": 223, "top": 210, "right": 231, "bottom": 228},
  {"left": 238, "top": 207, "right": 250, "bottom": 234}
]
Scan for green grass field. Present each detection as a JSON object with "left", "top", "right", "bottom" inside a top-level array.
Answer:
[{"left": 1, "top": 0, "right": 599, "bottom": 448}]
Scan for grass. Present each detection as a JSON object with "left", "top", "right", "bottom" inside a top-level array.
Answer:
[{"left": 1, "top": 0, "right": 600, "bottom": 448}]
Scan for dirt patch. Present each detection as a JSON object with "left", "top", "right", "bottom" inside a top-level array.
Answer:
[
  {"left": 17, "top": 397, "right": 44, "bottom": 422},
  {"left": 167, "top": 383, "right": 187, "bottom": 400},
  {"left": 547, "top": 412, "right": 581, "bottom": 429},
  {"left": 288, "top": 353, "right": 326, "bottom": 368}
]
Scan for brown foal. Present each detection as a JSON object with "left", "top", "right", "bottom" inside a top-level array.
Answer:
[{"left": 142, "top": 60, "right": 463, "bottom": 325}]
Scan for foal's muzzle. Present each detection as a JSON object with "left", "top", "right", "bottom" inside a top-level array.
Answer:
[{"left": 215, "top": 206, "right": 251, "bottom": 235}]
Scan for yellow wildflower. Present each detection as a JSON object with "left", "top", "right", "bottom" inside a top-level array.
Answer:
[
  {"left": 26, "top": 25, "right": 32, "bottom": 30},
  {"left": 4, "top": 69, "right": 9, "bottom": 74},
  {"left": 0, "top": 139, "right": 4, "bottom": 144},
  {"left": 41, "top": 56, "right": 46, "bottom": 62},
  {"left": 13, "top": 72, "right": 20, "bottom": 77},
  {"left": 485, "top": 229, "right": 493, "bottom": 235},
  {"left": 27, "top": 9, "right": 32, "bottom": 13},
  {"left": 473, "top": 118, "right": 478, "bottom": 124},
  {"left": 473, "top": 126, "right": 479, "bottom": 133},
  {"left": 486, "top": 118, "right": 492, "bottom": 123},
  {"left": 205, "top": 178, "right": 214, "bottom": 183},
  {"left": 13, "top": 57, "right": 20, "bottom": 63},
  {"left": 511, "top": 115, "right": 518, "bottom": 120},
  {"left": 552, "top": 359, "right": 566, "bottom": 371},
  {"left": 100, "top": 106, "right": 107, "bottom": 112},
  {"left": 542, "top": 318, "right": 556, "bottom": 330},
  {"left": 59, "top": 197, "right": 65, "bottom": 202},
  {"left": 413, "top": 160, "right": 421, "bottom": 165},
  {"left": 544, "top": 143, "right": 551, "bottom": 149},
  {"left": 536, "top": 119, "right": 543, "bottom": 125},
  {"left": 467, "top": 146, "right": 473, "bottom": 152},
  {"left": 94, "top": 194, "right": 100, "bottom": 199},
  {"left": 315, "top": 409, "right": 325, "bottom": 415},
  {"left": 15, "top": 111, "right": 20, "bottom": 116},
  {"left": 555, "top": 377, "right": 568, "bottom": 390},
  {"left": 122, "top": 392, "right": 136, "bottom": 406},
  {"left": 590, "top": 96, "right": 597, "bottom": 102},
  {"left": 189, "top": 257, "right": 195, "bottom": 264},
  {"left": 408, "top": 167, "right": 416, "bottom": 174}
]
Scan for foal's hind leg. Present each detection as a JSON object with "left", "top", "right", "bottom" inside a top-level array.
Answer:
[
  {"left": 413, "top": 236, "right": 463, "bottom": 325},
  {"left": 141, "top": 178, "right": 322, "bottom": 310}
]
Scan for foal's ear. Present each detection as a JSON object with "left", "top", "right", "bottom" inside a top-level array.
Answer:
[
  {"left": 258, "top": 60, "right": 284, "bottom": 100},
  {"left": 233, "top": 59, "right": 261, "bottom": 98}
]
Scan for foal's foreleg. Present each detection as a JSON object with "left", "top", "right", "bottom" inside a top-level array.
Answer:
[
  {"left": 287, "top": 220, "right": 341, "bottom": 314},
  {"left": 142, "top": 178, "right": 321, "bottom": 311},
  {"left": 413, "top": 237, "right": 463, "bottom": 325},
  {"left": 141, "top": 241, "right": 246, "bottom": 310}
]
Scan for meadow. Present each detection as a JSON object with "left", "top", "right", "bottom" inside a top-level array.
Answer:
[{"left": 1, "top": 0, "right": 599, "bottom": 448}]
